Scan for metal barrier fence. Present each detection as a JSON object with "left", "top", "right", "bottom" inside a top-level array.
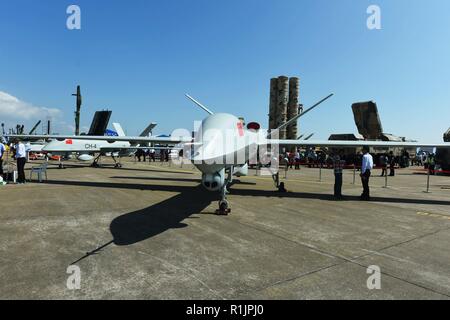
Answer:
[{"left": 280, "top": 162, "right": 450, "bottom": 194}]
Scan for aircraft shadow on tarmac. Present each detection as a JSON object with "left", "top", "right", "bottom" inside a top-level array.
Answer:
[
  {"left": 70, "top": 184, "right": 214, "bottom": 265},
  {"left": 110, "top": 184, "right": 215, "bottom": 246},
  {"left": 102, "top": 166, "right": 196, "bottom": 175},
  {"left": 54, "top": 178, "right": 450, "bottom": 265}
]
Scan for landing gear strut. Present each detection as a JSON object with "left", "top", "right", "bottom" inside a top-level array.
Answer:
[
  {"left": 91, "top": 155, "right": 101, "bottom": 168},
  {"left": 58, "top": 157, "right": 65, "bottom": 169},
  {"left": 112, "top": 155, "right": 122, "bottom": 168},
  {"left": 272, "top": 171, "right": 280, "bottom": 188},
  {"left": 272, "top": 171, "right": 287, "bottom": 192},
  {"left": 216, "top": 168, "right": 233, "bottom": 215},
  {"left": 217, "top": 199, "right": 230, "bottom": 215}
]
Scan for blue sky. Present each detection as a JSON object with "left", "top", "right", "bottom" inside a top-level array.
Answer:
[{"left": 0, "top": 0, "right": 449, "bottom": 142}]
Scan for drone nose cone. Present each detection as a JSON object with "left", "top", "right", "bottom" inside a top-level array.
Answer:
[
  {"left": 201, "top": 140, "right": 222, "bottom": 161},
  {"left": 191, "top": 149, "right": 203, "bottom": 162},
  {"left": 189, "top": 139, "right": 210, "bottom": 160}
]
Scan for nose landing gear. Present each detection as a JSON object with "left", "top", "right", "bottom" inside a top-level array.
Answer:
[
  {"left": 215, "top": 167, "right": 233, "bottom": 216},
  {"left": 216, "top": 199, "right": 230, "bottom": 216}
]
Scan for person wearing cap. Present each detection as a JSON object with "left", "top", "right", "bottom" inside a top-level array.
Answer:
[{"left": 360, "top": 146, "right": 373, "bottom": 201}]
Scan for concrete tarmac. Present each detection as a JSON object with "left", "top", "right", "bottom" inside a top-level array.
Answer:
[{"left": 0, "top": 159, "right": 449, "bottom": 299}]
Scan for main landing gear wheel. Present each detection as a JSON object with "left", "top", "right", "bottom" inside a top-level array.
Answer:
[
  {"left": 114, "top": 163, "right": 122, "bottom": 168},
  {"left": 216, "top": 200, "right": 231, "bottom": 216}
]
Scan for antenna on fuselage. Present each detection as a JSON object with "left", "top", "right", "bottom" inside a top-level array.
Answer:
[
  {"left": 185, "top": 94, "right": 214, "bottom": 115},
  {"left": 304, "top": 133, "right": 315, "bottom": 140}
]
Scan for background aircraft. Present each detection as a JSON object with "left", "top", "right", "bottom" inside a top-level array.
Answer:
[{"left": 41, "top": 122, "right": 173, "bottom": 168}]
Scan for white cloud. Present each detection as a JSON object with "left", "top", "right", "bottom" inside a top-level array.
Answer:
[{"left": 0, "top": 91, "right": 62, "bottom": 121}]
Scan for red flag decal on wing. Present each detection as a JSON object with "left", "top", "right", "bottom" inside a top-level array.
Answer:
[
  {"left": 66, "top": 139, "right": 73, "bottom": 145},
  {"left": 237, "top": 122, "right": 244, "bottom": 137}
]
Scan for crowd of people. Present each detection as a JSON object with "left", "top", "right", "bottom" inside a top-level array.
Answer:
[
  {"left": 281, "top": 148, "right": 418, "bottom": 174},
  {"left": 280, "top": 147, "right": 440, "bottom": 201},
  {"left": 282, "top": 149, "right": 327, "bottom": 169},
  {"left": 135, "top": 148, "right": 172, "bottom": 162}
]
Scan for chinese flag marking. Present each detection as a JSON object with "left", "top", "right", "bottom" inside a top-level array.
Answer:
[
  {"left": 66, "top": 139, "right": 73, "bottom": 145},
  {"left": 237, "top": 122, "right": 244, "bottom": 137}
]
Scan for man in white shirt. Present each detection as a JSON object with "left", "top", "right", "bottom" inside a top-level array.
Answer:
[
  {"left": 14, "top": 139, "right": 27, "bottom": 184},
  {"left": 149, "top": 148, "right": 156, "bottom": 162},
  {"left": 360, "top": 146, "right": 373, "bottom": 200}
]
